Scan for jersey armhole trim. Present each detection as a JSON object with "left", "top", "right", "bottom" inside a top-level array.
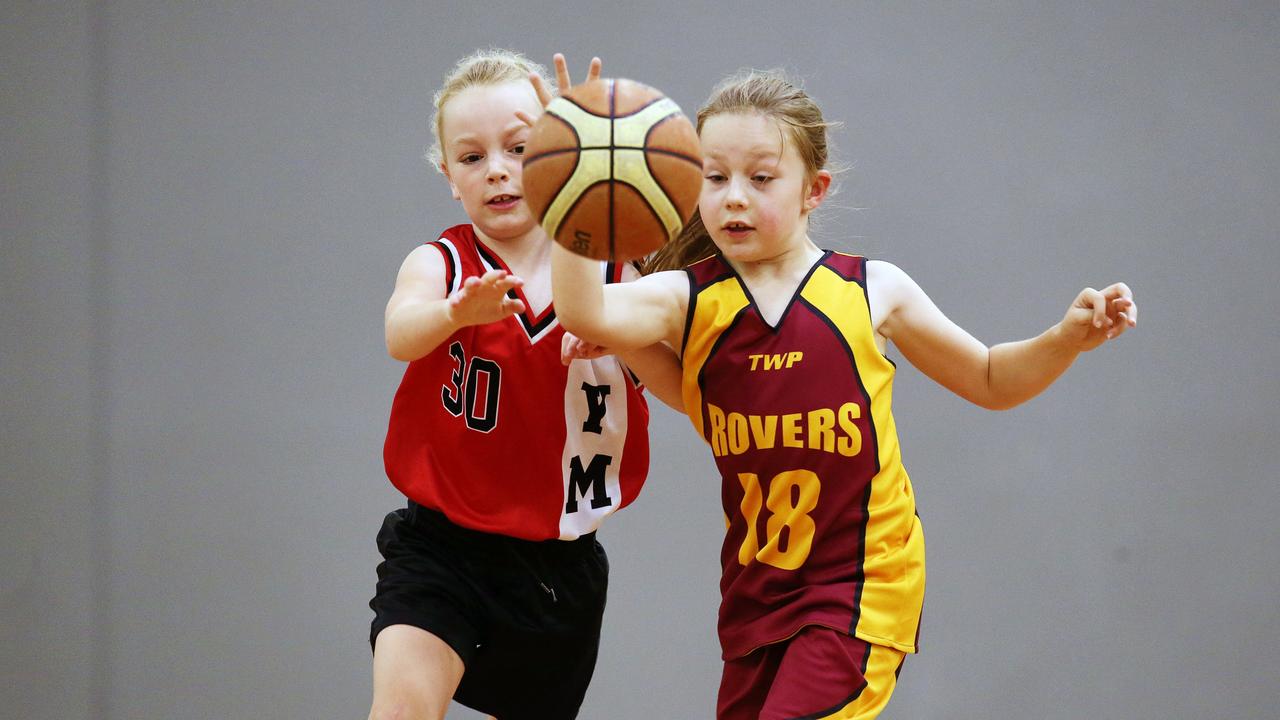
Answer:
[
  {"left": 430, "top": 238, "right": 462, "bottom": 296},
  {"left": 680, "top": 267, "right": 697, "bottom": 357}
]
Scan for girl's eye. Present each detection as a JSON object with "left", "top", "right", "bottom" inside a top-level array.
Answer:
[
  {"left": 511, "top": 144, "right": 526, "bottom": 155},
  {"left": 460, "top": 153, "right": 482, "bottom": 164},
  {"left": 752, "top": 175, "right": 772, "bottom": 184},
  {"left": 705, "top": 174, "right": 726, "bottom": 183}
]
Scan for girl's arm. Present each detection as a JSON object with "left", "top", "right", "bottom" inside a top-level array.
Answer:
[
  {"left": 561, "top": 333, "right": 686, "bottom": 411},
  {"left": 551, "top": 242, "right": 688, "bottom": 351},
  {"left": 384, "top": 245, "right": 525, "bottom": 362},
  {"left": 619, "top": 343, "right": 685, "bottom": 411},
  {"left": 871, "top": 260, "right": 1137, "bottom": 410}
]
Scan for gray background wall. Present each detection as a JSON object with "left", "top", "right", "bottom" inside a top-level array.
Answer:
[{"left": 3, "top": 2, "right": 1277, "bottom": 718}]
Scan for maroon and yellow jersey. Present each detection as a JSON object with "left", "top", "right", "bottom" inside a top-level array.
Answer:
[
  {"left": 681, "top": 252, "right": 925, "bottom": 658},
  {"left": 384, "top": 224, "right": 650, "bottom": 541}
]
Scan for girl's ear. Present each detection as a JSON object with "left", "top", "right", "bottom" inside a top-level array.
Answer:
[
  {"left": 803, "top": 170, "right": 832, "bottom": 214},
  {"left": 439, "top": 161, "right": 462, "bottom": 201}
]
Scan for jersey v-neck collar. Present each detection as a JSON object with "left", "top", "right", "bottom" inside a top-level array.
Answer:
[
  {"left": 729, "top": 250, "right": 832, "bottom": 332},
  {"left": 470, "top": 235, "right": 559, "bottom": 344}
]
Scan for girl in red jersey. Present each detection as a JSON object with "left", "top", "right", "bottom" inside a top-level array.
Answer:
[
  {"left": 552, "top": 70, "right": 1138, "bottom": 719},
  {"left": 368, "top": 51, "right": 675, "bottom": 720}
]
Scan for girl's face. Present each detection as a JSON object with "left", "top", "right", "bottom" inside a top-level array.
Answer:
[
  {"left": 439, "top": 81, "right": 543, "bottom": 243},
  {"left": 698, "top": 112, "right": 828, "bottom": 264}
]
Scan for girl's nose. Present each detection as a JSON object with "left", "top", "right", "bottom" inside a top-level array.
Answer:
[
  {"left": 725, "top": 178, "right": 749, "bottom": 210},
  {"left": 486, "top": 157, "right": 511, "bottom": 183}
]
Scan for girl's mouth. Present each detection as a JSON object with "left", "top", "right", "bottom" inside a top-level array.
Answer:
[
  {"left": 722, "top": 221, "right": 754, "bottom": 238},
  {"left": 487, "top": 194, "right": 521, "bottom": 209}
]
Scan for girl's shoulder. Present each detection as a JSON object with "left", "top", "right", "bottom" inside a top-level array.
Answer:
[{"left": 865, "top": 258, "right": 912, "bottom": 288}]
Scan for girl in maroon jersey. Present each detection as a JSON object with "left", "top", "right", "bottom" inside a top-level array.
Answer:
[
  {"left": 368, "top": 50, "right": 678, "bottom": 720},
  {"left": 553, "top": 70, "right": 1137, "bottom": 719}
]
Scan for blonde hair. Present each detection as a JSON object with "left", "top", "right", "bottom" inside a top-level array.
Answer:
[
  {"left": 645, "top": 69, "right": 837, "bottom": 273},
  {"left": 426, "top": 49, "right": 549, "bottom": 172}
]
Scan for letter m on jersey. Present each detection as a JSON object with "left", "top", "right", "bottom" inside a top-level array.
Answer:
[{"left": 564, "top": 453, "right": 614, "bottom": 513}]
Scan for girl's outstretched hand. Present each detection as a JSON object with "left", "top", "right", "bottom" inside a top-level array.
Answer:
[
  {"left": 561, "top": 331, "right": 611, "bottom": 365},
  {"left": 447, "top": 269, "right": 525, "bottom": 328},
  {"left": 517, "top": 53, "right": 603, "bottom": 129},
  {"left": 531, "top": 53, "right": 602, "bottom": 107},
  {"left": 1059, "top": 282, "right": 1137, "bottom": 351}
]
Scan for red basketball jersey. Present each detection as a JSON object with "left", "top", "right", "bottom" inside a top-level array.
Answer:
[
  {"left": 383, "top": 224, "right": 650, "bottom": 541},
  {"left": 681, "top": 252, "right": 925, "bottom": 659}
]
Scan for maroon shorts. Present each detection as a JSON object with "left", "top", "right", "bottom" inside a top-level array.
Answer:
[{"left": 717, "top": 626, "right": 906, "bottom": 720}]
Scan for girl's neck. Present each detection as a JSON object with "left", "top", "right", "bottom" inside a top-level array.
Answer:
[
  {"left": 474, "top": 225, "right": 551, "bottom": 276},
  {"left": 727, "top": 235, "right": 823, "bottom": 283},
  {"left": 725, "top": 236, "right": 823, "bottom": 327}
]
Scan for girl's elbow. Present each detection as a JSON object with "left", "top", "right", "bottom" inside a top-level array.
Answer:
[
  {"left": 385, "top": 334, "right": 422, "bottom": 363},
  {"left": 558, "top": 313, "right": 609, "bottom": 345},
  {"left": 977, "top": 391, "right": 1033, "bottom": 411},
  {"left": 980, "top": 399, "right": 1018, "bottom": 411},
  {"left": 386, "top": 343, "right": 413, "bottom": 363},
  {"left": 965, "top": 389, "right": 1019, "bottom": 411}
]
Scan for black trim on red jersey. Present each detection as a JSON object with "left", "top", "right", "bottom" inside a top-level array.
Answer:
[
  {"left": 515, "top": 305, "right": 558, "bottom": 339},
  {"left": 472, "top": 239, "right": 558, "bottom": 341},
  {"left": 429, "top": 240, "right": 457, "bottom": 295},
  {"left": 796, "top": 294, "right": 882, "bottom": 636}
]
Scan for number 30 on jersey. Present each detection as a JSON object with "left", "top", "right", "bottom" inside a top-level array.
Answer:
[{"left": 441, "top": 341, "right": 501, "bottom": 432}]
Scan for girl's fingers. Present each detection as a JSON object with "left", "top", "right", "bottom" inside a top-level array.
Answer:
[
  {"left": 1104, "top": 288, "right": 1137, "bottom": 327},
  {"left": 552, "top": 53, "right": 602, "bottom": 97},
  {"left": 561, "top": 334, "right": 586, "bottom": 365},
  {"left": 1078, "top": 287, "right": 1107, "bottom": 328},
  {"left": 1106, "top": 312, "right": 1131, "bottom": 339},
  {"left": 1102, "top": 282, "right": 1133, "bottom": 302},
  {"left": 554, "top": 53, "right": 571, "bottom": 93},
  {"left": 1120, "top": 298, "right": 1137, "bottom": 326},
  {"left": 530, "top": 71, "right": 554, "bottom": 107}
]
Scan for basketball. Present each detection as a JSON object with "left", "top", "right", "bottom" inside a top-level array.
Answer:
[{"left": 522, "top": 78, "right": 703, "bottom": 262}]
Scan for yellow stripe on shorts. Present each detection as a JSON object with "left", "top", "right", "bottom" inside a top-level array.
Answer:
[{"left": 816, "top": 642, "right": 905, "bottom": 720}]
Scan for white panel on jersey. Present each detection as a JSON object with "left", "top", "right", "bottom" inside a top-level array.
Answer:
[
  {"left": 558, "top": 356, "right": 629, "bottom": 539},
  {"left": 437, "top": 237, "right": 463, "bottom": 296}
]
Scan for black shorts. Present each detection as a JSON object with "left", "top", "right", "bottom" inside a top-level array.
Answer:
[{"left": 369, "top": 501, "right": 609, "bottom": 719}]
